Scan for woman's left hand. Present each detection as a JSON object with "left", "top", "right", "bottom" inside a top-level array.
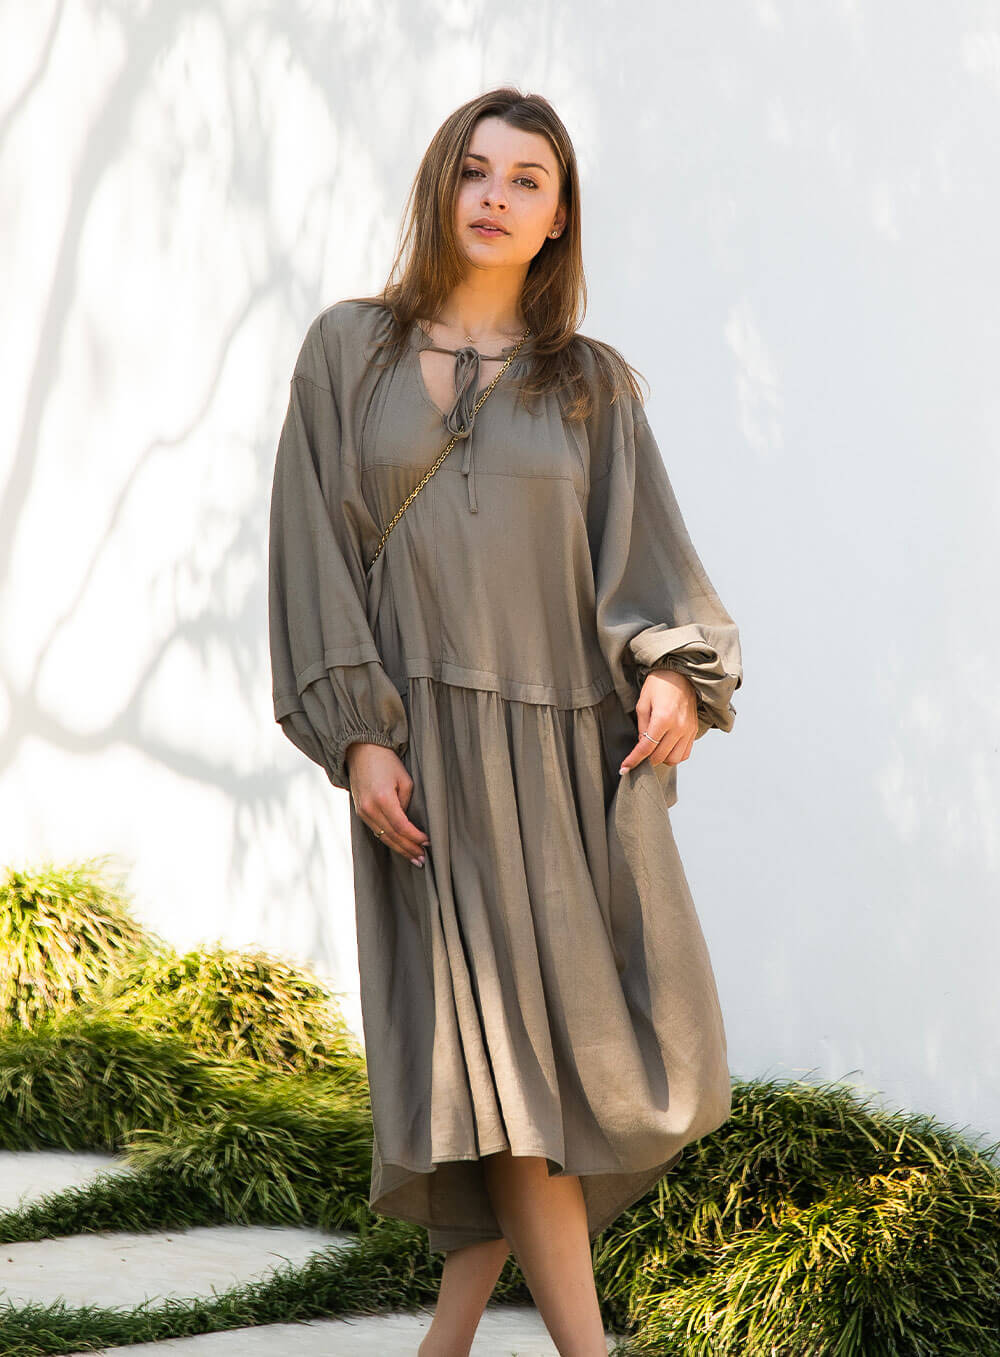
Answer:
[{"left": 619, "top": 670, "right": 699, "bottom": 775}]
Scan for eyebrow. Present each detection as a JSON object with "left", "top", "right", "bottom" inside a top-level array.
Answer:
[{"left": 466, "top": 152, "right": 551, "bottom": 177}]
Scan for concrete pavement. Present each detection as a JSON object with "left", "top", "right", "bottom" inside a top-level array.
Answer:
[{"left": 0, "top": 1150, "right": 626, "bottom": 1355}]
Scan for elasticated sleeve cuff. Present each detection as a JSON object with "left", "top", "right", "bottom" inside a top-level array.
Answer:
[
  {"left": 274, "top": 660, "right": 409, "bottom": 791},
  {"left": 630, "top": 622, "right": 742, "bottom": 738}
]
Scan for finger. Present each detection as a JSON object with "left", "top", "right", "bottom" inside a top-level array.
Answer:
[
  {"left": 623, "top": 703, "right": 690, "bottom": 771},
  {"left": 361, "top": 813, "right": 427, "bottom": 864},
  {"left": 359, "top": 793, "right": 429, "bottom": 861},
  {"left": 619, "top": 730, "right": 662, "bottom": 773},
  {"left": 352, "top": 767, "right": 431, "bottom": 859},
  {"left": 649, "top": 728, "right": 688, "bottom": 766},
  {"left": 379, "top": 797, "right": 431, "bottom": 856}
]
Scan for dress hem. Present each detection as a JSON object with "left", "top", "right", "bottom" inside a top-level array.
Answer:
[
  {"left": 372, "top": 1147, "right": 687, "bottom": 1253},
  {"left": 375, "top": 1141, "right": 686, "bottom": 1186}
]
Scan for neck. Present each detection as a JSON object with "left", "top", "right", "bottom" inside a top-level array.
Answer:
[{"left": 433, "top": 273, "right": 528, "bottom": 339}]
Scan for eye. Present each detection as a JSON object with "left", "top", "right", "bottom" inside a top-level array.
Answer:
[{"left": 461, "top": 168, "right": 540, "bottom": 190}]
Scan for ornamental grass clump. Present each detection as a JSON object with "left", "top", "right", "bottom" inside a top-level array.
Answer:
[
  {"left": 594, "top": 1075, "right": 1000, "bottom": 1355},
  {"left": 0, "top": 1008, "right": 375, "bottom": 1241},
  {"left": 0, "top": 856, "right": 367, "bottom": 1090},
  {"left": 0, "top": 856, "right": 147, "bottom": 1029},
  {"left": 91, "top": 942, "right": 368, "bottom": 1086},
  {"left": 625, "top": 1160, "right": 1000, "bottom": 1355}
]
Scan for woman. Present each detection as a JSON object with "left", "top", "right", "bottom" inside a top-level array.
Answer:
[{"left": 268, "top": 87, "right": 743, "bottom": 1357}]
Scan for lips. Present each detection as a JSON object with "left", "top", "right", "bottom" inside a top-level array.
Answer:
[{"left": 470, "top": 220, "right": 507, "bottom": 234}]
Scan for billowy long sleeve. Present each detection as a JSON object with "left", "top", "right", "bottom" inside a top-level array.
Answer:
[
  {"left": 268, "top": 315, "right": 408, "bottom": 790},
  {"left": 586, "top": 392, "right": 742, "bottom": 739}
]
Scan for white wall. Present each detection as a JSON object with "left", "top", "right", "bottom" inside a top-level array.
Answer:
[{"left": 2, "top": 2, "right": 997, "bottom": 1149}]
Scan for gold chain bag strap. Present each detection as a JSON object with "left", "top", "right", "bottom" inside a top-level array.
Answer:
[{"left": 365, "top": 327, "right": 531, "bottom": 574}]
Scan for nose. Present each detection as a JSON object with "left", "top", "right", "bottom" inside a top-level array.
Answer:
[{"left": 481, "top": 179, "right": 509, "bottom": 209}]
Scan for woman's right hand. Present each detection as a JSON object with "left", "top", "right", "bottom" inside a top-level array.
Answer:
[{"left": 345, "top": 742, "right": 431, "bottom": 867}]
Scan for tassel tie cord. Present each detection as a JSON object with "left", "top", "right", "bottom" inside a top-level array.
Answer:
[{"left": 422, "top": 341, "right": 513, "bottom": 513}]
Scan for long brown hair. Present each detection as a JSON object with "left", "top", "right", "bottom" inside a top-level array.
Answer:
[{"left": 344, "top": 87, "right": 647, "bottom": 421}]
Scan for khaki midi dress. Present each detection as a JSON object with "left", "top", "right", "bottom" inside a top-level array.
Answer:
[{"left": 267, "top": 298, "right": 743, "bottom": 1254}]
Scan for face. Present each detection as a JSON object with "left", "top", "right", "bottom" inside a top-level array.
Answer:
[{"left": 455, "top": 116, "right": 566, "bottom": 266}]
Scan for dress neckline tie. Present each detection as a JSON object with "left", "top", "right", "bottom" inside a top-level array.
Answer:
[{"left": 414, "top": 328, "right": 531, "bottom": 513}]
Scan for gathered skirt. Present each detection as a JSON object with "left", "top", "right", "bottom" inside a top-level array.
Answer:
[{"left": 348, "top": 675, "right": 732, "bottom": 1254}]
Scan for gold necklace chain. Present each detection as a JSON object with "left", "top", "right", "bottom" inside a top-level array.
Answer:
[
  {"left": 365, "top": 327, "right": 531, "bottom": 573},
  {"left": 422, "top": 317, "right": 526, "bottom": 349}
]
